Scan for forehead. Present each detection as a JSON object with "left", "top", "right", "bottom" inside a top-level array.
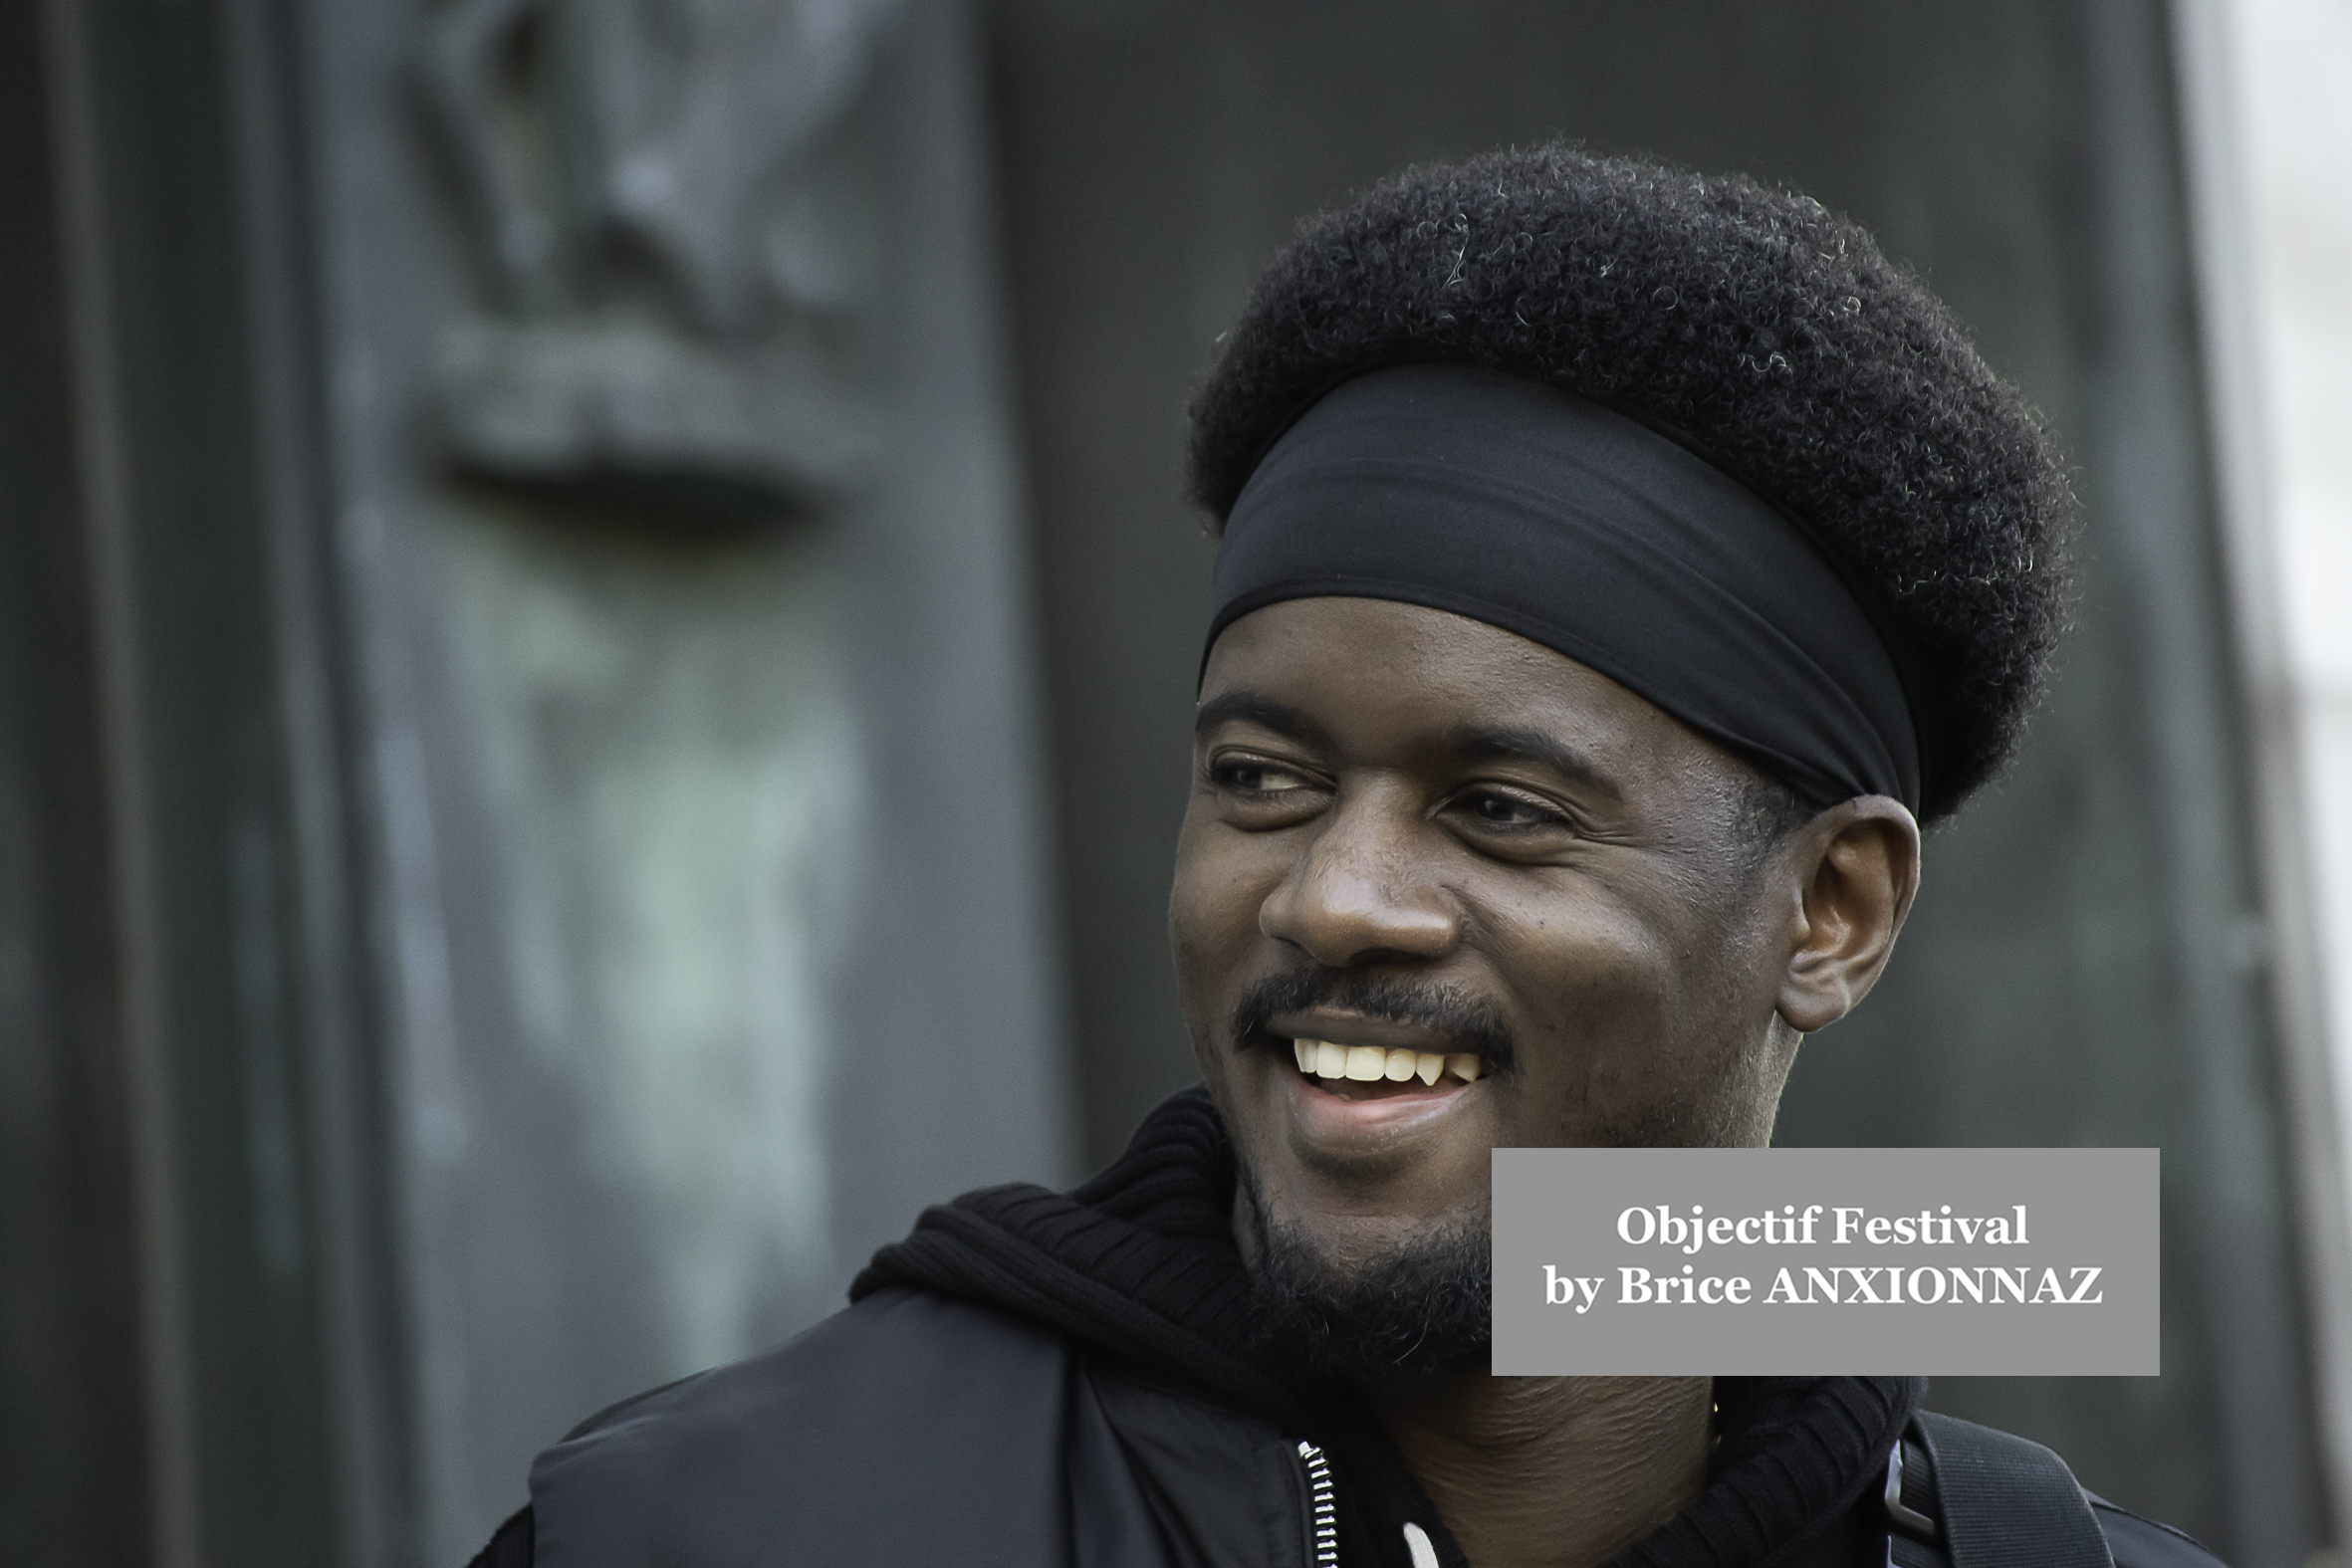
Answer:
[{"left": 1198, "top": 596, "right": 1721, "bottom": 780}]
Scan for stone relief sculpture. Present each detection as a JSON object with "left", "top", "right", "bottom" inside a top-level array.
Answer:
[
  {"left": 415, "top": 0, "right": 900, "bottom": 509},
  {"left": 401, "top": 0, "right": 899, "bottom": 1430}
]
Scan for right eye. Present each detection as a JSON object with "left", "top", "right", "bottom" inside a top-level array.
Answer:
[
  {"left": 1207, "top": 754, "right": 1329, "bottom": 827},
  {"left": 1215, "top": 760, "right": 1312, "bottom": 794}
]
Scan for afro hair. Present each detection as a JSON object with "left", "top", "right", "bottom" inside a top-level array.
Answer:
[{"left": 1188, "top": 144, "right": 2071, "bottom": 823}]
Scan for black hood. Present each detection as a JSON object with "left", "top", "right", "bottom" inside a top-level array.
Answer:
[{"left": 855, "top": 1087, "right": 1925, "bottom": 1568}]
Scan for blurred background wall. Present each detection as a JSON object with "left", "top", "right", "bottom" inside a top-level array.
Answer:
[
  {"left": 3, "top": 1, "right": 2347, "bottom": 1565},
  {"left": 4, "top": 2, "right": 1072, "bottom": 1564}
]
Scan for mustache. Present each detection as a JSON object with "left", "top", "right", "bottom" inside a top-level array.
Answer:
[{"left": 1227, "top": 963, "right": 1520, "bottom": 1076}]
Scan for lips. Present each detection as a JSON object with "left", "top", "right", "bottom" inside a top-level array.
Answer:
[{"left": 1253, "top": 1008, "right": 1495, "bottom": 1155}]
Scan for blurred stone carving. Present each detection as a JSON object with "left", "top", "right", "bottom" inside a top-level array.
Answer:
[{"left": 415, "top": 0, "right": 898, "bottom": 506}]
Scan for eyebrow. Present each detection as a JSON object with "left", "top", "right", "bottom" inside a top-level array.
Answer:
[
  {"left": 1193, "top": 690, "right": 1334, "bottom": 750},
  {"left": 1452, "top": 726, "right": 1625, "bottom": 803}
]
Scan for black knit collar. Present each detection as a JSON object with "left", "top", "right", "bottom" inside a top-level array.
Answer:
[{"left": 854, "top": 1087, "right": 1921, "bottom": 1568}]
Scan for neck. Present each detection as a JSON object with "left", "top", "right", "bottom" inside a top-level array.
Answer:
[{"left": 1361, "top": 1370, "right": 1712, "bottom": 1568}]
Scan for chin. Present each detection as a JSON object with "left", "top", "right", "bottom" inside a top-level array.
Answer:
[{"left": 1239, "top": 1169, "right": 1495, "bottom": 1379}]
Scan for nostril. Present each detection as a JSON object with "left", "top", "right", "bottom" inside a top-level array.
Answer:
[{"left": 1261, "top": 877, "right": 1460, "bottom": 968}]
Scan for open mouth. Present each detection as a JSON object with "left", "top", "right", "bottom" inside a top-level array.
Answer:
[{"left": 1286, "top": 1036, "right": 1484, "bottom": 1100}]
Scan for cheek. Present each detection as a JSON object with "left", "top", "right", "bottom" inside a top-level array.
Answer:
[
  {"left": 1168, "top": 809, "right": 1278, "bottom": 1033},
  {"left": 1493, "top": 875, "right": 1781, "bottom": 1142},
  {"left": 1485, "top": 884, "right": 1701, "bottom": 1086},
  {"left": 1511, "top": 914, "right": 1676, "bottom": 1043}
]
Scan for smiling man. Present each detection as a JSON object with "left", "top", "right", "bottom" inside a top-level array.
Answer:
[{"left": 474, "top": 147, "right": 2224, "bottom": 1568}]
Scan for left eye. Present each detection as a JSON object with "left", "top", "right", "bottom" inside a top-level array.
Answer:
[{"left": 1456, "top": 789, "right": 1566, "bottom": 829}]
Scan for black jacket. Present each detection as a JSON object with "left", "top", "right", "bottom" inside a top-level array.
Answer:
[{"left": 474, "top": 1090, "right": 2226, "bottom": 1568}]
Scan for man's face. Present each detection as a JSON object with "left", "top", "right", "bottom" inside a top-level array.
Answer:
[{"left": 1171, "top": 597, "right": 1808, "bottom": 1303}]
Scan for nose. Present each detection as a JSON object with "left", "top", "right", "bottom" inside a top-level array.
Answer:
[{"left": 1257, "top": 784, "right": 1460, "bottom": 968}]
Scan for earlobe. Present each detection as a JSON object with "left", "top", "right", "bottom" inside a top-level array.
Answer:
[{"left": 1773, "top": 798, "right": 1921, "bottom": 1034}]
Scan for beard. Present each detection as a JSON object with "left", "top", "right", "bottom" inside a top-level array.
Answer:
[
  {"left": 1219, "top": 959, "right": 1503, "bottom": 1380},
  {"left": 1240, "top": 1173, "right": 1493, "bottom": 1381}
]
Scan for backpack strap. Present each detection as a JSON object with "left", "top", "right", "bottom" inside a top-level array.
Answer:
[{"left": 1893, "top": 1411, "right": 2114, "bottom": 1568}]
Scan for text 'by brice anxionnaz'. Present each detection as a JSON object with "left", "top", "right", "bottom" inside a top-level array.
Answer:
[{"left": 1538, "top": 1204, "right": 2107, "bottom": 1315}]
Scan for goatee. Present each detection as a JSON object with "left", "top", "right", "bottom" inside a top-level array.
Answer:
[{"left": 1241, "top": 1176, "right": 1492, "bottom": 1381}]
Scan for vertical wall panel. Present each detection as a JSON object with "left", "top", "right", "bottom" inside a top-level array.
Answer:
[
  {"left": 0, "top": 3, "right": 154, "bottom": 1561},
  {"left": 298, "top": 0, "right": 1072, "bottom": 1554}
]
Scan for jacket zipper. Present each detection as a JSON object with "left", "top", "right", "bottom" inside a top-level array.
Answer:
[{"left": 1295, "top": 1440, "right": 1338, "bottom": 1566}]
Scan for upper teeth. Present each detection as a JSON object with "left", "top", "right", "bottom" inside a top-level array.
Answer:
[{"left": 1290, "top": 1038, "right": 1482, "bottom": 1086}]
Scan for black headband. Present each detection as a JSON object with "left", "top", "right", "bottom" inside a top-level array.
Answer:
[{"left": 1206, "top": 364, "right": 1922, "bottom": 810}]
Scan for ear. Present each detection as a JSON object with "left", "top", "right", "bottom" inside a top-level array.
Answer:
[{"left": 1774, "top": 796, "right": 1922, "bottom": 1033}]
